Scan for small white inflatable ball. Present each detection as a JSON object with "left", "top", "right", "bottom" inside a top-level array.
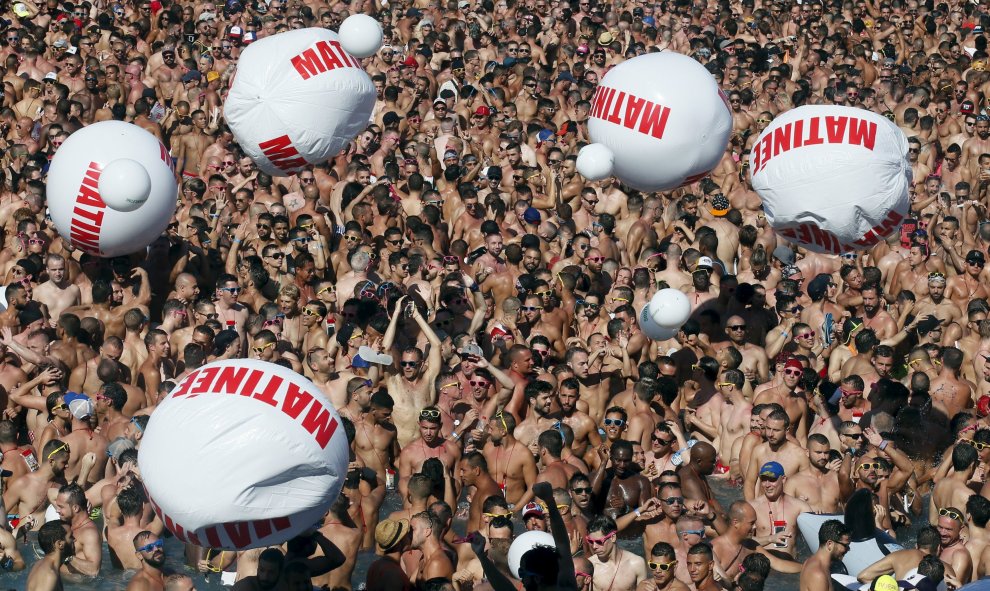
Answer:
[
  {"left": 46, "top": 120, "right": 177, "bottom": 258},
  {"left": 339, "top": 14, "right": 383, "bottom": 59},
  {"left": 648, "top": 288, "right": 691, "bottom": 328},
  {"left": 508, "top": 531, "right": 555, "bottom": 578},
  {"left": 98, "top": 158, "right": 151, "bottom": 212},
  {"left": 639, "top": 307, "right": 678, "bottom": 341},
  {"left": 576, "top": 143, "right": 614, "bottom": 181},
  {"left": 750, "top": 105, "right": 911, "bottom": 254},
  {"left": 225, "top": 28, "right": 377, "bottom": 176},
  {"left": 139, "top": 359, "right": 349, "bottom": 550},
  {"left": 586, "top": 52, "right": 731, "bottom": 191}
]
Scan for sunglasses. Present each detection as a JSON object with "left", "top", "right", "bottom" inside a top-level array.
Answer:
[
  {"left": 939, "top": 508, "right": 963, "bottom": 522},
  {"left": 783, "top": 369, "right": 802, "bottom": 376},
  {"left": 220, "top": 287, "right": 241, "bottom": 294},
  {"left": 651, "top": 434, "right": 674, "bottom": 444},
  {"left": 661, "top": 496, "right": 683, "bottom": 505},
  {"left": 420, "top": 409, "right": 441, "bottom": 419},
  {"left": 252, "top": 342, "right": 275, "bottom": 354},
  {"left": 572, "top": 486, "right": 592, "bottom": 495},
  {"left": 302, "top": 308, "right": 322, "bottom": 317},
  {"left": 603, "top": 418, "right": 625, "bottom": 427},
  {"left": 47, "top": 442, "right": 70, "bottom": 460},
  {"left": 974, "top": 441, "right": 990, "bottom": 451},
  {"left": 648, "top": 560, "right": 677, "bottom": 571},
  {"left": 858, "top": 462, "right": 881, "bottom": 471},
  {"left": 521, "top": 305, "right": 543, "bottom": 312},
  {"left": 585, "top": 531, "right": 616, "bottom": 547},
  {"left": 469, "top": 379, "right": 489, "bottom": 387},
  {"left": 400, "top": 361, "right": 419, "bottom": 368},
  {"left": 727, "top": 324, "right": 746, "bottom": 331},
  {"left": 796, "top": 331, "right": 815, "bottom": 339},
  {"left": 136, "top": 539, "right": 164, "bottom": 553}
]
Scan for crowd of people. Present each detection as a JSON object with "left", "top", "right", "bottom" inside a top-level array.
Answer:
[{"left": 0, "top": 0, "right": 988, "bottom": 588}]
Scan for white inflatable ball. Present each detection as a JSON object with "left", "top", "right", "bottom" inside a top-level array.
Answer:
[
  {"left": 139, "top": 359, "right": 349, "bottom": 550},
  {"left": 750, "top": 105, "right": 911, "bottom": 254},
  {"left": 585, "top": 52, "right": 731, "bottom": 191},
  {"left": 99, "top": 158, "right": 151, "bottom": 212},
  {"left": 338, "top": 14, "right": 383, "bottom": 59},
  {"left": 639, "top": 307, "right": 678, "bottom": 341},
  {"left": 576, "top": 143, "right": 614, "bottom": 181},
  {"left": 46, "top": 121, "right": 177, "bottom": 258},
  {"left": 508, "top": 531, "right": 555, "bottom": 578},
  {"left": 225, "top": 28, "right": 376, "bottom": 176},
  {"left": 648, "top": 288, "right": 691, "bottom": 328}
]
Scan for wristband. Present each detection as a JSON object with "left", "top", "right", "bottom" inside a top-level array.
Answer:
[
  {"left": 470, "top": 282, "right": 479, "bottom": 292},
  {"left": 232, "top": 239, "right": 241, "bottom": 244},
  {"left": 634, "top": 508, "right": 641, "bottom": 517},
  {"left": 450, "top": 431, "right": 461, "bottom": 441},
  {"left": 879, "top": 440, "right": 889, "bottom": 451}
]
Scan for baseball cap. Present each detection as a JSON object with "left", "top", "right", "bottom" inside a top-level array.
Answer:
[
  {"left": 782, "top": 264, "right": 802, "bottom": 279},
  {"left": 978, "top": 395, "right": 990, "bottom": 418},
  {"left": 433, "top": 97, "right": 446, "bottom": 106},
  {"left": 375, "top": 519, "right": 410, "bottom": 552},
  {"left": 53, "top": 39, "right": 69, "bottom": 49},
  {"left": 576, "top": 42, "right": 590, "bottom": 55},
  {"left": 759, "top": 461, "right": 785, "bottom": 479},
  {"left": 693, "top": 256, "right": 713, "bottom": 273},
  {"left": 555, "top": 71, "right": 576, "bottom": 83},
  {"left": 43, "top": 72, "right": 58, "bottom": 81},
  {"left": 966, "top": 249, "right": 986, "bottom": 265},
  {"left": 869, "top": 575, "right": 899, "bottom": 591},
  {"left": 523, "top": 207, "right": 541, "bottom": 224},
  {"left": 402, "top": 56, "right": 418, "bottom": 68},
  {"left": 915, "top": 315, "right": 940, "bottom": 335},
  {"left": 557, "top": 121, "right": 577, "bottom": 137},
  {"left": 962, "top": 100, "right": 976, "bottom": 115},
  {"left": 405, "top": 7, "right": 422, "bottom": 17},
  {"left": 773, "top": 245, "right": 795, "bottom": 265},
  {"left": 181, "top": 70, "right": 202, "bottom": 83},
  {"left": 522, "top": 501, "right": 546, "bottom": 518},
  {"left": 709, "top": 194, "right": 730, "bottom": 216},
  {"left": 642, "top": 16, "right": 655, "bottom": 26},
  {"left": 537, "top": 129, "right": 555, "bottom": 143},
  {"left": 474, "top": 105, "right": 492, "bottom": 117},
  {"left": 351, "top": 354, "right": 371, "bottom": 369},
  {"left": 64, "top": 392, "right": 94, "bottom": 420},
  {"left": 486, "top": 166, "right": 503, "bottom": 180},
  {"left": 228, "top": 25, "right": 243, "bottom": 38}
]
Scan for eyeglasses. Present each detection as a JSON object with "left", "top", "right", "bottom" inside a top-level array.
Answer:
[
  {"left": 585, "top": 531, "right": 616, "bottom": 547},
  {"left": 939, "top": 508, "right": 963, "bottom": 522},
  {"left": 858, "top": 462, "right": 881, "bottom": 471},
  {"left": 47, "top": 442, "right": 69, "bottom": 460},
  {"left": 136, "top": 539, "right": 164, "bottom": 553},
  {"left": 603, "top": 418, "right": 625, "bottom": 427},
  {"left": 648, "top": 560, "right": 677, "bottom": 571},
  {"left": 572, "top": 486, "right": 592, "bottom": 495},
  {"left": 252, "top": 342, "right": 275, "bottom": 354},
  {"left": 420, "top": 409, "right": 441, "bottom": 419},
  {"left": 661, "top": 496, "right": 683, "bottom": 505}
]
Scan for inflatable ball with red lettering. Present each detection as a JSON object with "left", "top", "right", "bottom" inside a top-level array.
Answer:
[
  {"left": 224, "top": 27, "right": 378, "bottom": 176},
  {"left": 577, "top": 52, "right": 732, "bottom": 191},
  {"left": 138, "top": 359, "right": 349, "bottom": 550},
  {"left": 749, "top": 105, "right": 911, "bottom": 254},
  {"left": 46, "top": 121, "right": 177, "bottom": 258}
]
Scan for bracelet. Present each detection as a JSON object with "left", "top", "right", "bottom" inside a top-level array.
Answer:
[
  {"left": 879, "top": 440, "right": 889, "bottom": 451},
  {"left": 450, "top": 431, "right": 460, "bottom": 441},
  {"left": 470, "top": 283, "right": 480, "bottom": 292},
  {"left": 634, "top": 508, "right": 641, "bottom": 518},
  {"left": 232, "top": 239, "right": 241, "bottom": 244}
]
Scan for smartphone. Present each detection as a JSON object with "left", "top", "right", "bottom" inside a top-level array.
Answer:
[{"left": 772, "top": 521, "right": 787, "bottom": 548}]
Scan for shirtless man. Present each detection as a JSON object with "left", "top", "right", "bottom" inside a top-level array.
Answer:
[
  {"left": 744, "top": 410, "right": 810, "bottom": 501},
  {"left": 800, "top": 520, "right": 850, "bottom": 591},
  {"left": 858, "top": 526, "right": 941, "bottom": 582},
  {"left": 4, "top": 439, "right": 68, "bottom": 530},
  {"left": 407, "top": 511, "right": 454, "bottom": 584},
  {"left": 27, "top": 520, "right": 74, "bottom": 591},
  {"left": 482, "top": 410, "right": 537, "bottom": 510},
  {"left": 714, "top": 317, "right": 769, "bottom": 383},
  {"left": 382, "top": 297, "right": 442, "bottom": 447},
  {"left": 686, "top": 543, "right": 720, "bottom": 591},
  {"left": 395, "top": 408, "right": 461, "bottom": 500},
  {"left": 54, "top": 483, "right": 101, "bottom": 576},
  {"left": 126, "top": 531, "right": 166, "bottom": 591},
  {"left": 33, "top": 254, "right": 80, "bottom": 319},
  {"left": 948, "top": 250, "right": 990, "bottom": 309},
  {"left": 784, "top": 435, "right": 847, "bottom": 514},
  {"left": 937, "top": 507, "right": 974, "bottom": 582},
  {"left": 557, "top": 378, "right": 602, "bottom": 459},
  {"left": 930, "top": 442, "right": 978, "bottom": 524},
  {"left": 930, "top": 347, "right": 976, "bottom": 419},
  {"left": 637, "top": 542, "right": 689, "bottom": 591},
  {"left": 753, "top": 361, "right": 809, "bottom": 442},
  {"left": 352, "top": 390, "right": 399, "bottom": 550},
  {"left": 591, "top": 440, "right": 652, "bottom": 524},
  {"left": 716, "top": 371, "right": 752, "bottom": 472},
  {"left": 172, "top": 110, "right": 212, "bottom": 181},
  {"left": 588, "top": 515, "right": 647, "bottom": 591},
  {"left": 749, "top": 462, "right": 812, "bottom": 557},
  {"left": 458, "top": 452, "right": 501, "bottom": 533}
]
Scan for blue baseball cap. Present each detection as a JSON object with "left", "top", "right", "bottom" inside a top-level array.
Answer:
[
  {"left": 759, "top": 461, "right": 785, "bottom": 479},
  {"left": 537, "top": 129, "right": 554, "bottom": 143}
]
